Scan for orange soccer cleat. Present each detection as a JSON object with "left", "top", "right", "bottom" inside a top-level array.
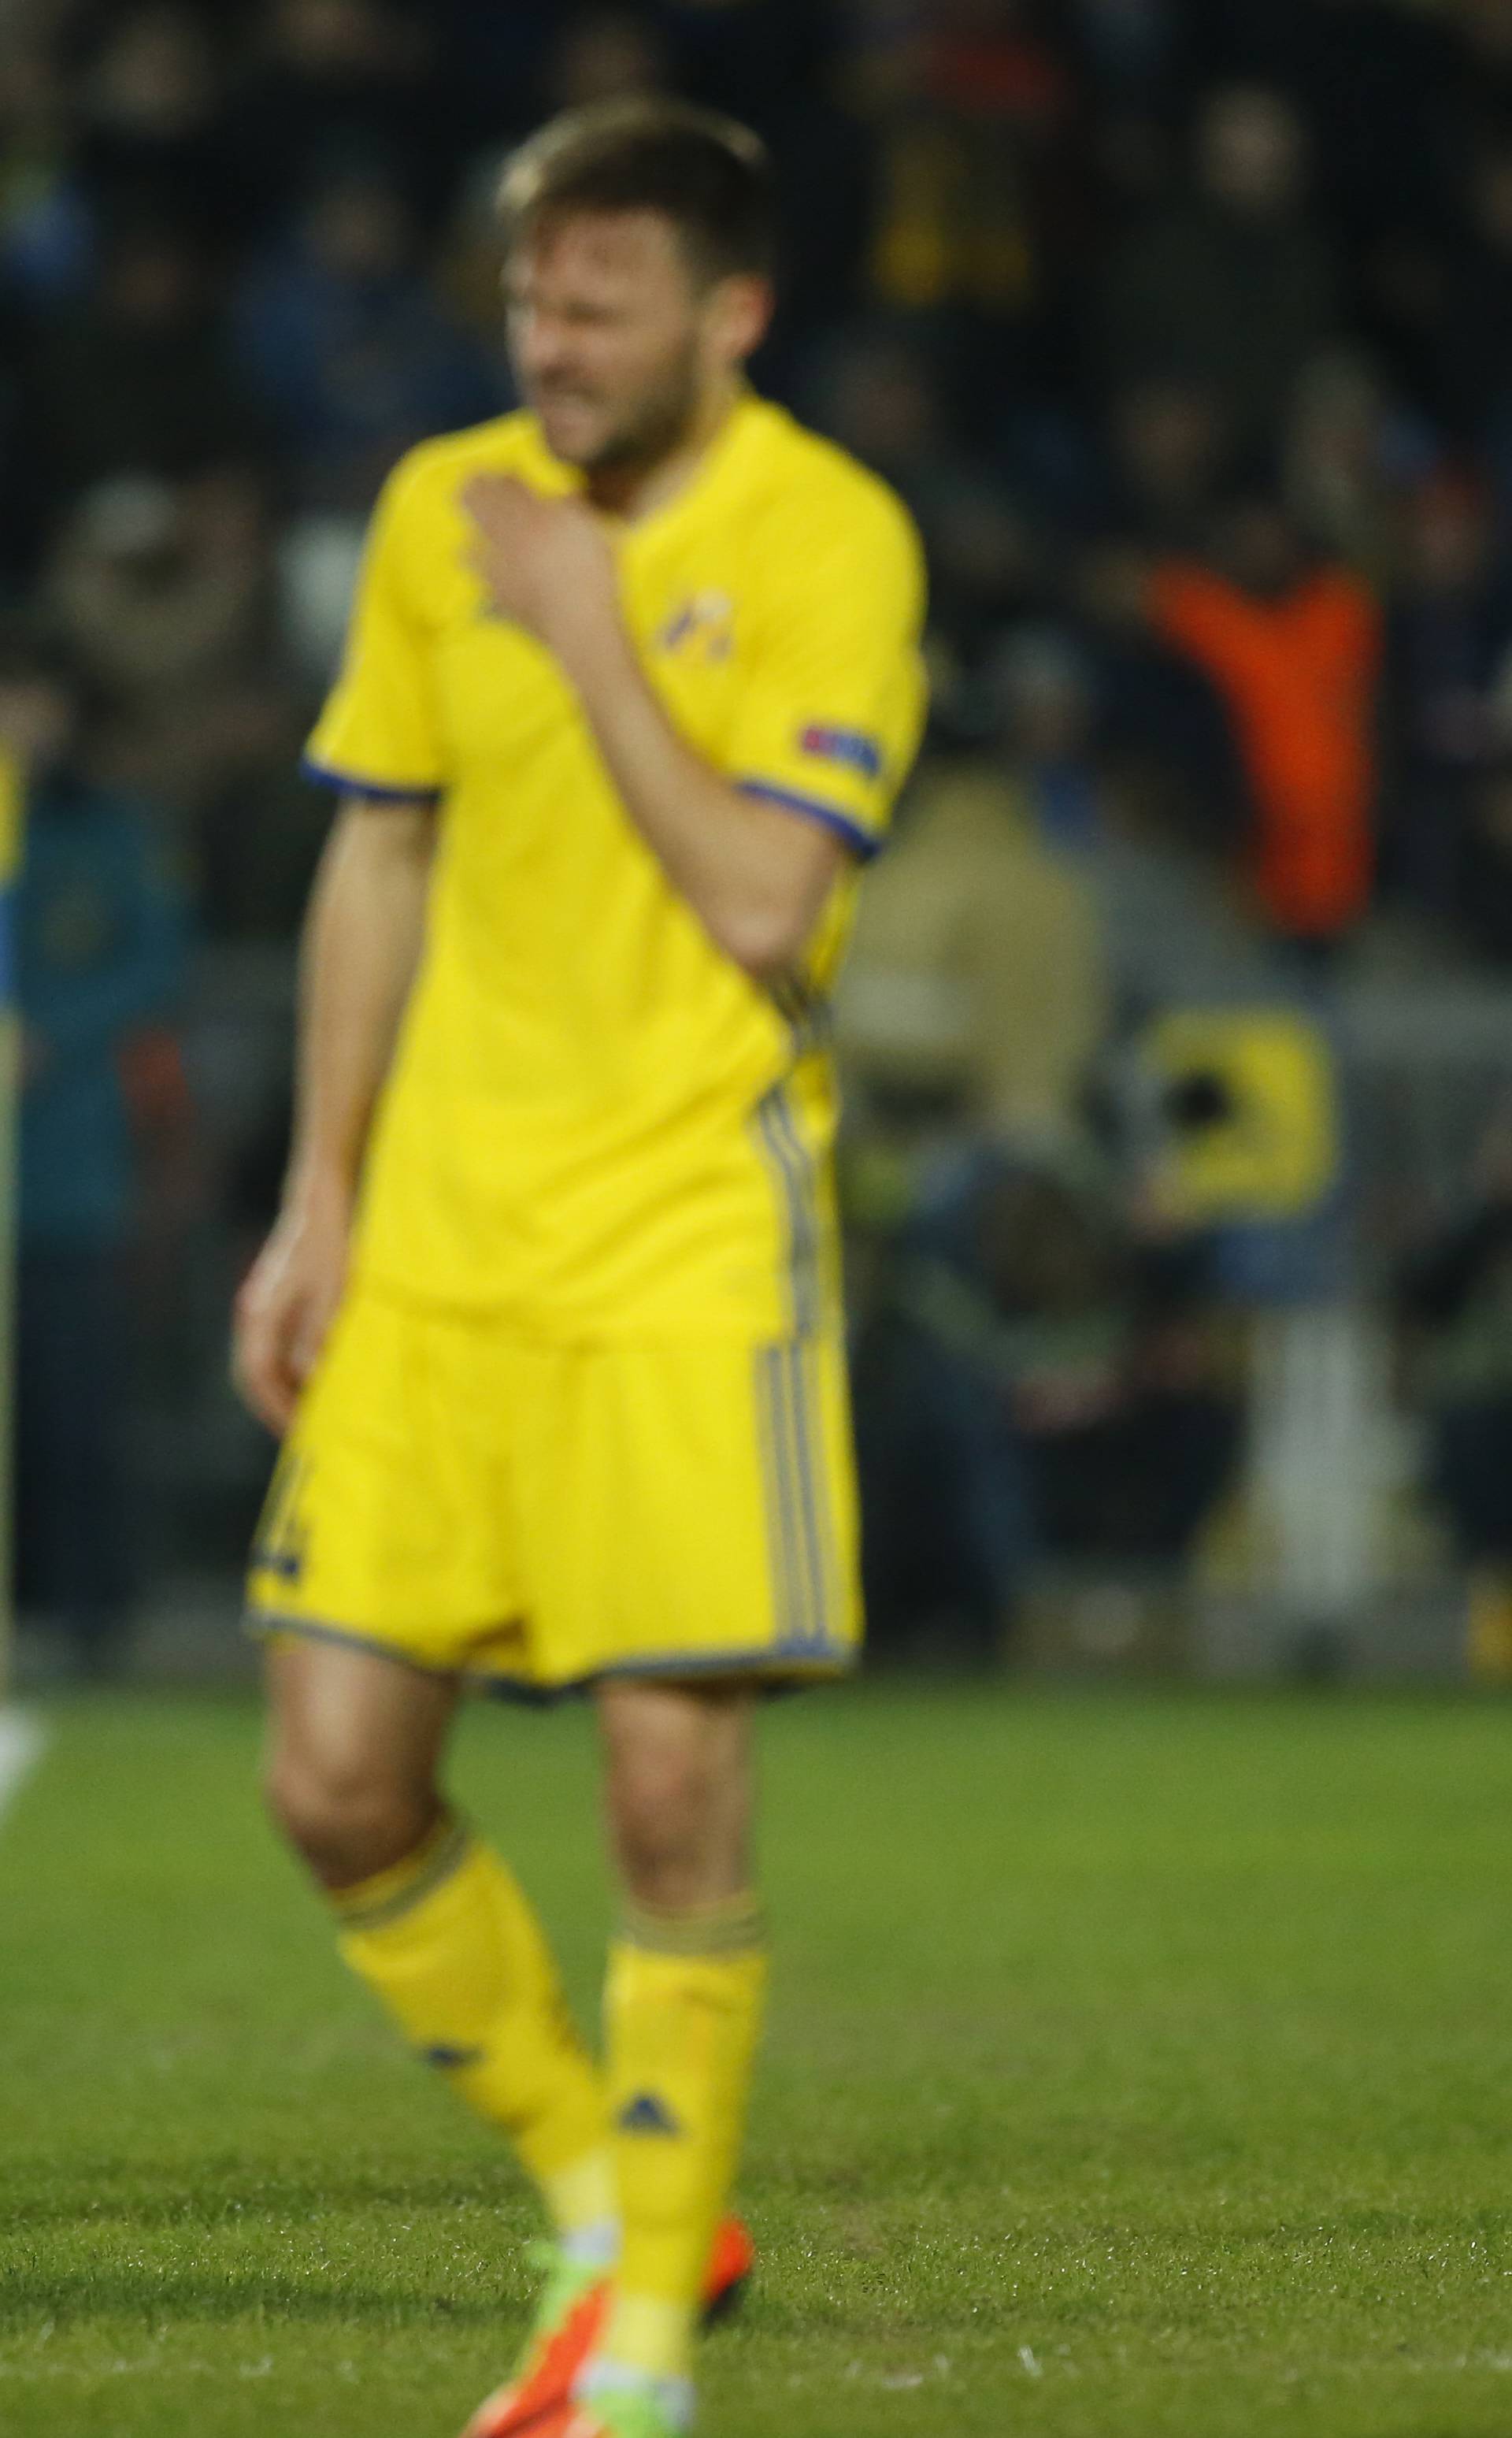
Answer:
[
  {"left": 458, "top": 2217, "right": 754, "bottom": 2438},
  {"left": 526, "top": 2391, "right": 685, "bottom": 2438}
]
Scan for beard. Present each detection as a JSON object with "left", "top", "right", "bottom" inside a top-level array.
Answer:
[{"left": 532, "top": 331, "right": 705, "bottom": 481}]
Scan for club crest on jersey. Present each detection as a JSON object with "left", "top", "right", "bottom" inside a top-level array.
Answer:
[
  {"left": 657, "top": 589, "right": 735, "bottom": 664},
  {"left": 798, "top": 723, "right": 884, "bottom": 780}
]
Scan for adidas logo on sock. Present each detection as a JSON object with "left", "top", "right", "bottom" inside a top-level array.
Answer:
[{"left": 617, "top": 2091, "right": 682, "bottom": 2136}]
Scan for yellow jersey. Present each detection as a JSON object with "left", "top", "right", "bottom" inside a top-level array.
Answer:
[{"left": 306, "top": 393, "right": 927, "bottom": 1340}]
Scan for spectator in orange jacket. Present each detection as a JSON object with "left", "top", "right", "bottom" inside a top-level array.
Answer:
[{"left": 1145, "top": 496, "right": 1383, "bottom": 950}]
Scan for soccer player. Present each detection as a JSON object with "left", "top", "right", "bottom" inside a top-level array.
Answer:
[{"left": 232, "top": 98, "right": 925, "bottom": 2438}]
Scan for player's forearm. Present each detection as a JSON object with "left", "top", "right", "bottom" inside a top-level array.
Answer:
[
  {"left": 284, "top": 798, "right": 435, "bottom": 1210},
  {"left": 556, "top": 613, "right": 839, "bottom": 980}
]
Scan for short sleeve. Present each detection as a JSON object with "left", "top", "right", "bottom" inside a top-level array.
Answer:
[
  {"left": 726, "top": 484, "right": 928, "bottom": 859},
  {"left": 302, "top": 457, "right": 447, "bottom": 801}
]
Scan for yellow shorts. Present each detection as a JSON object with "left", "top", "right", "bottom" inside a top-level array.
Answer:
[{"left": 246, "top": 1282, "right": 862, "bottom": 1692}]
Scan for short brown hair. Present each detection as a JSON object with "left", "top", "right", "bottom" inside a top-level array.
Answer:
[{"left": 499, "top": 97, "right": 776, "bottom": 285}]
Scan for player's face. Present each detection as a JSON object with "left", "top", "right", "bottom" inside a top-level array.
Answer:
[{"left": 506, "top": 210, "right": 762, "bottom": 474}]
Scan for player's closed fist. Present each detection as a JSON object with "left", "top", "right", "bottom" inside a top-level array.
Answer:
[{"left": 462, "top": 475, "right": 617, "bottom": 653}]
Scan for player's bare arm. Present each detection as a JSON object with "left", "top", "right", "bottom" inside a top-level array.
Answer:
[
  {"left": 233, "top": 796, "right": 435, "bottom": 1433},
  {"left": 463, "top": 471, "right": 846, "bottom": 980}
]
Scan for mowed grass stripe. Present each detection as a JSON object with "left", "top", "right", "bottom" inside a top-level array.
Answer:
[{"left": 1, "top": 1686, "right": 1510, "bottom": 2436}]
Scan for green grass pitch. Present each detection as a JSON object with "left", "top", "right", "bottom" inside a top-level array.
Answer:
[{"left": 2, "top": 1681, "right": 1510, "bottom": 2436}]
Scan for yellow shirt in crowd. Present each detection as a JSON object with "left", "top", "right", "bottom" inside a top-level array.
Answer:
[{"left": 306, "top": 393, "right": 926, "bottom": 1341}]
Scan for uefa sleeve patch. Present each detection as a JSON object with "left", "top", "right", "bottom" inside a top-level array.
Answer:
[{"left": 798, "top": 724, "right": 884, "bottom": 781}]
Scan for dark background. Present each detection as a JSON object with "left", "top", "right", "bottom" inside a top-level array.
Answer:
[{"left": 7, "top": 0, "right": 1512, "bottom": 1683}]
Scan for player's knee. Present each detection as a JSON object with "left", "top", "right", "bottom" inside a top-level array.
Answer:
[
  {"left": 609, "top": 1748, "right": 722, "bottom": 1907},
  {"left": 264, "top": 1750, "right": 433, "bottom": 1889}
]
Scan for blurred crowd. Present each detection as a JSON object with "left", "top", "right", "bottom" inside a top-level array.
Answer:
[{"left": 8, "top": 0, "right": 1512, "bottom": 1667}]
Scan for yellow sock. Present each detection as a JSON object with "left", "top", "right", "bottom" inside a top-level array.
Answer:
[
  {"left": 332, "top": 1816, "right": 615, "bottom": 2244},
  {"left": 598, "top": 1895, "right": 769, "bottom": 2387}
]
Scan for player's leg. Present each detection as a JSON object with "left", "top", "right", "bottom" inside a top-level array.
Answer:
[
  {"left": 264, "top": 1634, "right": 616, "bottom": 2258},
  {"left": 580, "top": 1677, "right": 767, "bottom": 2431},
  {"left": 461, "top": 1331, "right": 848, "bottom": 2436}
]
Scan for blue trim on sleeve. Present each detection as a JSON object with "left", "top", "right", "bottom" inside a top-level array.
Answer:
[
  {"left": 738, "top": 779, "right": 881, "bottom": 862},
  {"left": 301, "top": 756, "right": 442, "bottom": 804}
]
